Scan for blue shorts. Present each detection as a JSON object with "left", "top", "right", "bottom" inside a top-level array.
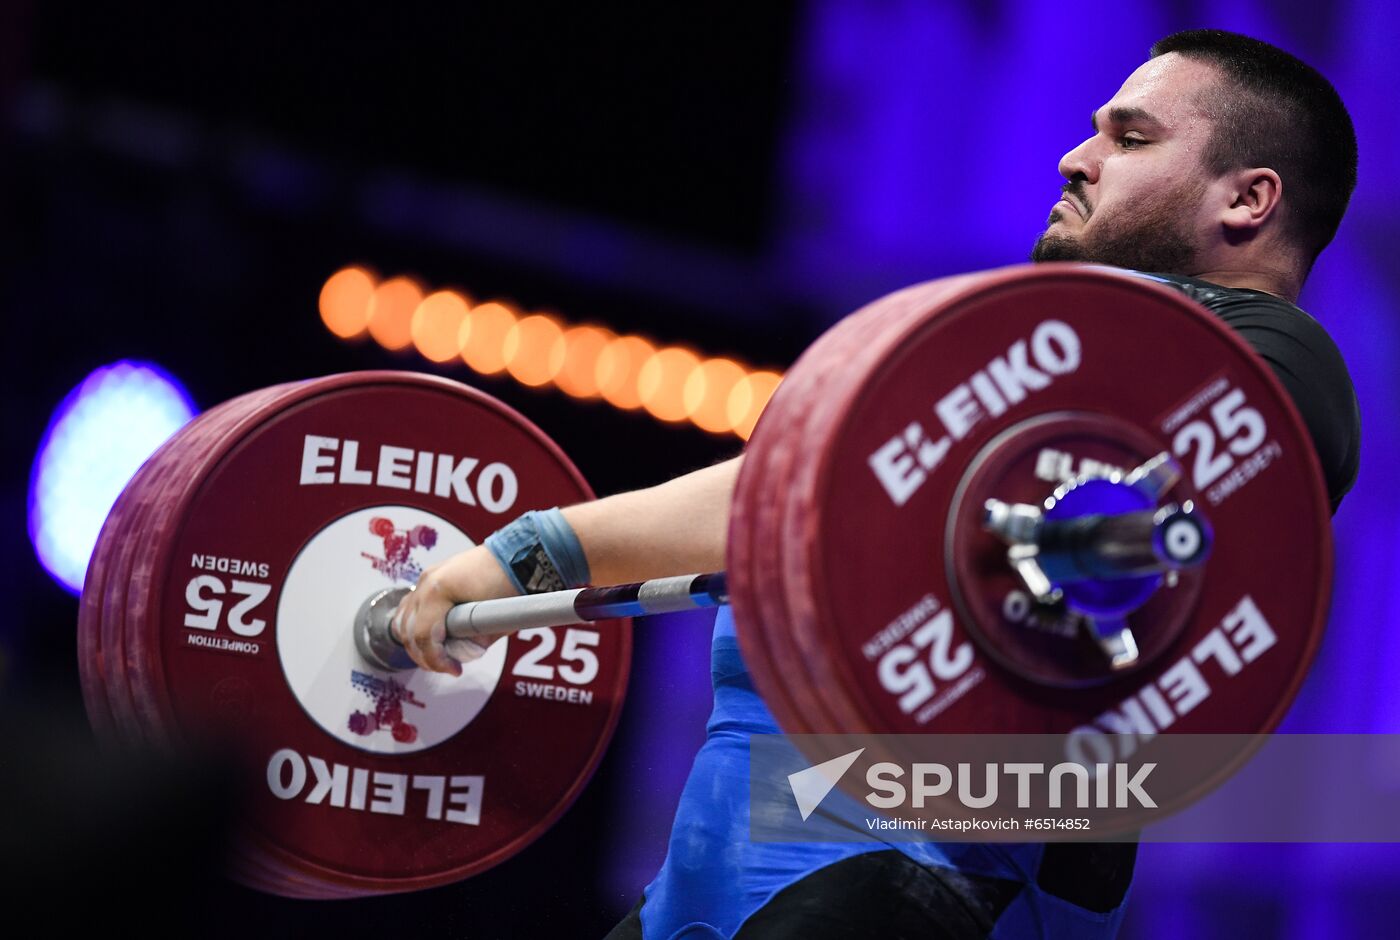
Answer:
[{"left": 634, "top": 607, "right": 1132, "bottom": 939}]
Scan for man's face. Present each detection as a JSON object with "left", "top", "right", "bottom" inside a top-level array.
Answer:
[{"left": 1031, "top": 53, "right": 1224, "bottom": 272}]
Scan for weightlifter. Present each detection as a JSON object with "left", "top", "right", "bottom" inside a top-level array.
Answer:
[{"left": 394, "top": 29, "right": 1360, "bottom": 939}]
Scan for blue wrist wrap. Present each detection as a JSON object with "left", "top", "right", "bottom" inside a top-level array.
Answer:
[{"left": 484, "top": 508, "right": 591, "bottom": 595}]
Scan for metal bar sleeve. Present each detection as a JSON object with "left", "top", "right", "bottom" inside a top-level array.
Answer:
[
  {"left": 444, "top": 572, "right": 728, "bottom": 638},
  {"left": 1037, "top": 506, "right": 1208, "bottom": 580}
]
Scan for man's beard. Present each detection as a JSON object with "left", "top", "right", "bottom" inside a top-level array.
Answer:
[{"left": 1030, "top": 182, "right": 1205, "bottom": 275}]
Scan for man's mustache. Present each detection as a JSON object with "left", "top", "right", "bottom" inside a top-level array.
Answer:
[{"left": 1062, "top": 182, "right": 1091, "bottom": 219}]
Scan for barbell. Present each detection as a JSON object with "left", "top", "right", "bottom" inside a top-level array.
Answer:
[{"left": 77, "top": 263, "right": 1332, "bottom": 897}]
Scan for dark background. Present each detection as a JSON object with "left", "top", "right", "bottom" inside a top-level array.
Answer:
[{"left": 5, "top": 2, "right": 1399, "bottom": 937}]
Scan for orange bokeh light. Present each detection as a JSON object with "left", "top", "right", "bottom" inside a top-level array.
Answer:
[
  {"left": 411, "top": 290, "right": 471, "bottom": 363},
  {"left": 683, "top": 358, "right": 747, "bottom": 434},
  {"left": 459, "top": 302, "right": 519, "bottom": 375},
  {"left": 319, "top": 266, "right": 377, "bottom": 339},
  {"left": 638, "top": 347, "right": 702, "bottom": 423},
  {"left": 503, "top": 314, "right": 566, "bottom": 387},
  {"left": 727, "top": 370, "right": 783, "bottom": 440},
  {"left": 595, "top": 335, "right": 656, "bottom": 411},
  {"left": 322, "top": 265, "right": 789, "bottom": 439},
  {"left": 554, "top": 325, "right": 617, "bottom": 399},
  {"left": 367, "top": 277, "right": 425, "bottom": 351}
]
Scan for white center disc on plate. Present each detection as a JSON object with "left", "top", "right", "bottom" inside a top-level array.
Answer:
[{"left": 277, "top": 505, "right": 507, "bottom": 754}]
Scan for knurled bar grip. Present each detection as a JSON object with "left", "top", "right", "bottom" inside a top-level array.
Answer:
[{"left": 444, "top": 572, "right": 730, "bottom": 638}]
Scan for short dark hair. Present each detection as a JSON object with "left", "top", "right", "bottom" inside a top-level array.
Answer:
[{"left": 1150, "top": 29, "right": 1357, "bottom": 269}]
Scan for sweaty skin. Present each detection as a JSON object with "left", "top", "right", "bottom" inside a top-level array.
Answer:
[{"left": 393, "top": 457, "right": 741, "bottom": 673}]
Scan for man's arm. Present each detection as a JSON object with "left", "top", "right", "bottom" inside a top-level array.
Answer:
[
  {"left": 561, "top": 456, "right": 741, "bottom": 585},
  {"left": 394, "top": 456, "right": 742, "bottom": 674}
]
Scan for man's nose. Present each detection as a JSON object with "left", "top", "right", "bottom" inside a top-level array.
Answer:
[{"left": 1058, "top": 138, "right": 1099, "bottom": 184}]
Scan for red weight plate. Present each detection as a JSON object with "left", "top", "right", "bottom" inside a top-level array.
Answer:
[
  {"left": 82, "top": 390, "right": 269, "bottom": 745},
  {"left": 729, "top": 424, "right": 812, "bottom": 733},
  {"left": 732, "top": 307, "right": 878, "bottom": 735},
  {"left": 793, "top": 276, "right": 997, "bottom": 734},
  {"left": 113, "top": 380, "right": 607, "bottom": 897},
  {"left": 792, "top": 265, "right": 1329, "bottom": 750},
  {"left": 102, "top": 455, "right": 168, "bottom": 744},
  {"left": 735, "top": 279, "right": 973, "bottom": 736},
  {"left": 106, "top": 388, "right": 292, "bottom": 748},
  {"left": 128, "top": 372, "right": 630, "bottom": 896},
  {"left": 121, "top": 386, "right": 303, "bottom": 747},
  {"left": 96, "top": 450, "right": 365, "bottom": 900},
  {"left": 762, "top": 278, "right": 991, "bottom": 803},
  {"left": 749, "top": 275, "right": 984, "bottom": 734},
  {"left": 89, "top": 436, "right": 220, "bottom": 744},
  {"left": 774, "top": 287, "right": 960, "bottom": 732},
  {"left": 78, "top": 466, "right": 136, "bottom": 740}
]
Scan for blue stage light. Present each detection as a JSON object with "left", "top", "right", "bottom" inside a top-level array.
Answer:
[{"left": 28, "top": 361, "right": 197, "bottom": 594}]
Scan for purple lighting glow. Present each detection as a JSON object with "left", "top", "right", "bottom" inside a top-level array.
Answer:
[{"left": 28, "top": 361, "right": 197, "bottom": 594}]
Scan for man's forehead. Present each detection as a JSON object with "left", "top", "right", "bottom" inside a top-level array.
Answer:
[{"left": 1094, "top": 53, "right": 1220, "bottom": 129}]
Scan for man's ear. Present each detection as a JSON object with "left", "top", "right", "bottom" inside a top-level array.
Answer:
[{"left": 1220, "top": 167, "right": 1283, "bottom": 233}]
